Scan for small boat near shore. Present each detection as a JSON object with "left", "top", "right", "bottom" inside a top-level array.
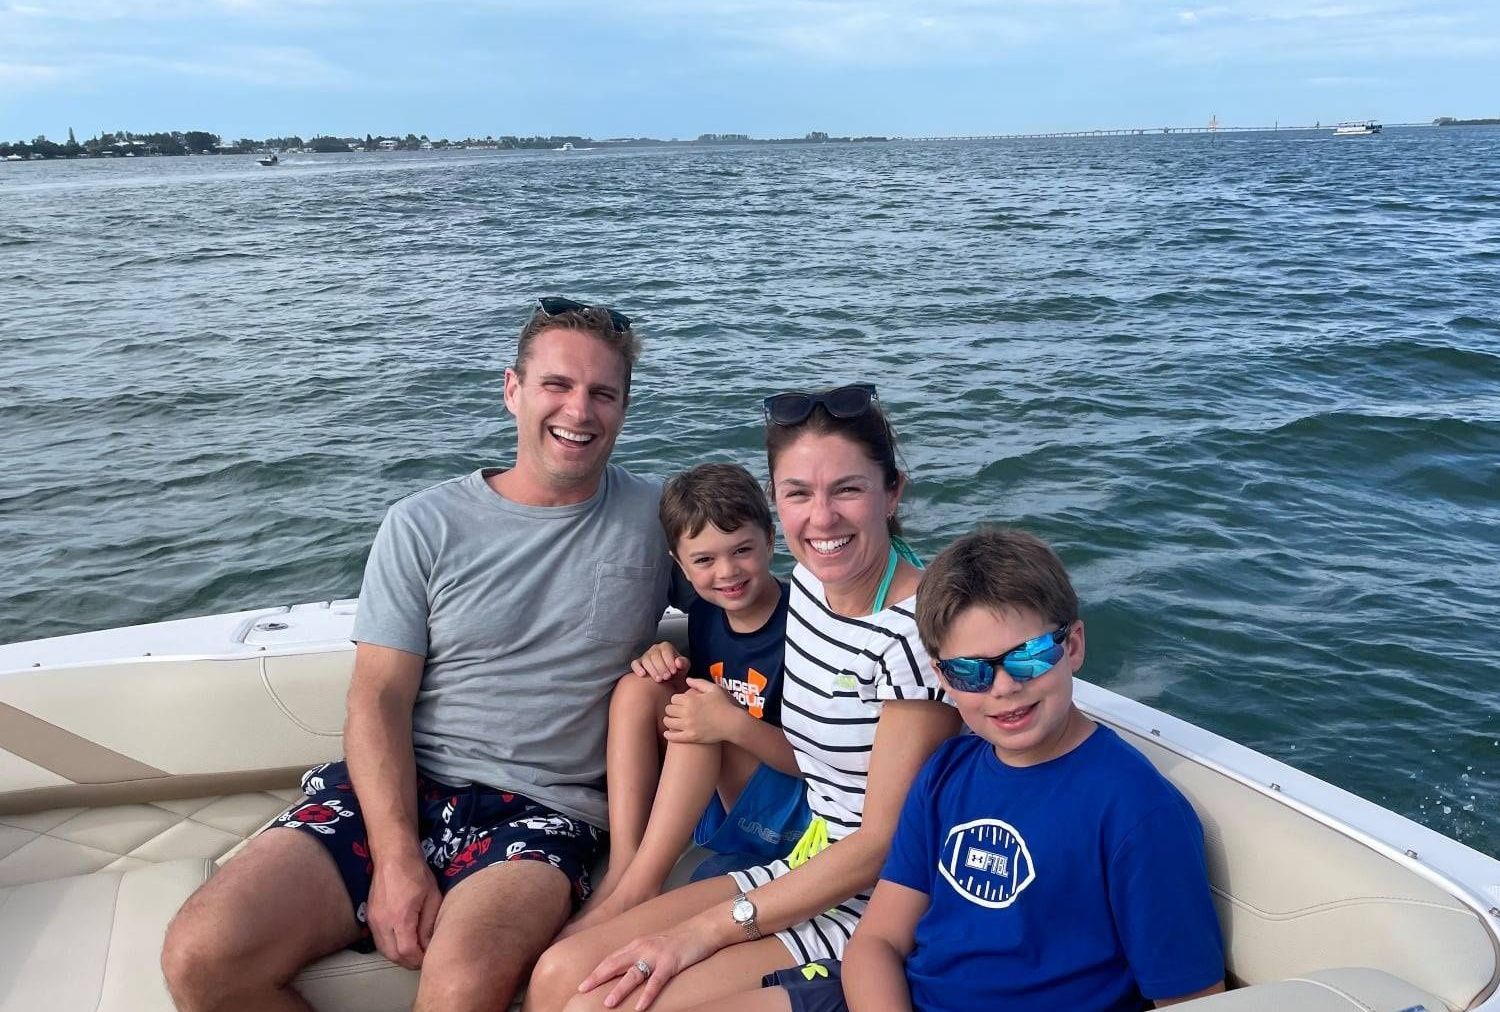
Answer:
[
  {"left": 1334, "top": 121, "right": 1383, "bottom": 136},
  {"left": 258, "top": 153, "right": 279, "bottom": 166},
  {"left": 1, "top": 601, "right": 1497, "bottom": 1010}
]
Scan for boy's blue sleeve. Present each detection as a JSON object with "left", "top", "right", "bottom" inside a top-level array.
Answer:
[
  {"left": 879, "top": 754, "right": 939, "bottom": 893},
  {"left": 1108, "top": 797, "right": 1225, "bottom": 1000}
]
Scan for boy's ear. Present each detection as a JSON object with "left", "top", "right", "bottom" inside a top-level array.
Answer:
[
  {"left": 1067, "top": 618, "right": 1086, "bottom": 674},
  {"left": 930, "top": 658, "right": 953, "bottom": 693}
]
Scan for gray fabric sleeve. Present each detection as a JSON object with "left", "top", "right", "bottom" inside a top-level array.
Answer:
[{"left": 351, "top": 504, "right": 431, "bottom": 657}]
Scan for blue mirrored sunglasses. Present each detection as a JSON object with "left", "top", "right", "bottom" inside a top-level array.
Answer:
[{"left": 935, "top": 623, "right": 1072, "bottom": 692}]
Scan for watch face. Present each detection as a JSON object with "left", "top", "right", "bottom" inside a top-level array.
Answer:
[{"left": 732, "top": 898, "right": 754, "bottom": 923}]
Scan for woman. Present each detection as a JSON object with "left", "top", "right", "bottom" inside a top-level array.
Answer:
[{"left": 525, "top": 383, "right": 960, "bottom": 1012}]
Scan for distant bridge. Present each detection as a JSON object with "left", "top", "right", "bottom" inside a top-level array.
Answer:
[{"left": 901, "top": 123, "right": 1428, "bottom": 141}]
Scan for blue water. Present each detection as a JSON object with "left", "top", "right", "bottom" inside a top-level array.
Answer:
[{"left": 2, "top": 127, "right": 1497, "bottom": 855}]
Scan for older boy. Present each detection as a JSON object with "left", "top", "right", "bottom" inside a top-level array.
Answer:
[
  {"left": 566, "top": 462, "right": 808, "bottom": 936},
  {"left": 822, "top": 528, "right": 1224, "bottom": 1011}
]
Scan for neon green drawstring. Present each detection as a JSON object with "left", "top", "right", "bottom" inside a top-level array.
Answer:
[{"left": 785, "top": 816, "right": 829, "bottom": 869}]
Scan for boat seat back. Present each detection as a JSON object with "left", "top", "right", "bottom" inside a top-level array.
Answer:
[{"left": 1113, "top": 726, "right": 1499, "bottom": 1011}]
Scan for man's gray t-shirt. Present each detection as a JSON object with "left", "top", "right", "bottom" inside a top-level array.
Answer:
[{"left": 352, "top": 464, "right": 675, "bottom": 828}]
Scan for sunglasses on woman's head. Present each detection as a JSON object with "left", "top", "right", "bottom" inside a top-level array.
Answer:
[
  {"left": 762, "top": 383, "right": 878, "bottom": 427},
  {"left": 935, "top": 623, "right": 1072, "bottom": 692},
  {"left": 535, "top": 296, "right": 632, "bottom": 333}
]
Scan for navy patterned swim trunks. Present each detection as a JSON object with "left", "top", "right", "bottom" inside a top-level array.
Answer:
[{"left": 273, "top": 759, "right": 604, "bottom": 950}]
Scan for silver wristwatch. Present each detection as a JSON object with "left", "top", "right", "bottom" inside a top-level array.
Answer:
[{"left": 730, "top": 890, "right": 761, "bottom": 940}]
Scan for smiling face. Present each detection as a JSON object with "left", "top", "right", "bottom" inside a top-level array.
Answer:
[
  {"left": 673, "top": 523, "right": 780, "bottom": 632},
  {"left": 771, "top": 430, "right": 903, "bottom": 600},
  {"left": 500, "top": 326, "right": 628, "bottom": 505},
  {"left": 935, "top": 605, "right": 1092, "bottom": 768}
]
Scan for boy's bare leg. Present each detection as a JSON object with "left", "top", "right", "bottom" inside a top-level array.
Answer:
[
  {"left": 562, "top": 739, "right": 723, "bottom": 938},
  {"left": 161, "top": 828, "right": 362, "bottom": 1012},
  {"left": 716, "top": 741, "right": 760, "bottom": 811},
  {"left": 412, "top": 859, "right": 573, "bottom": 1012},
  {"left": 587, "top": 674, "right": 675, "bottom": 911}
]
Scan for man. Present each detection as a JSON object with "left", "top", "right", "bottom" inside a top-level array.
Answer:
[{"left": 162, "top": 298, "right": 684, "bottom": 1011}]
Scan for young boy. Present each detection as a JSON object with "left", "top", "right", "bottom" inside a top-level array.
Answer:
[
  {"left": 563, "top": 462, "right": 808, "bottom": 936},
  {"left": 805, "top": 528, "right": 1224, "bottom": 1011}
]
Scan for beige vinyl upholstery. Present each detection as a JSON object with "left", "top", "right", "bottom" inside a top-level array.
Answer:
[
  {"left": 1176, "top": 968, "right": 1446, "bottom": 1011},
  {"left": 1114, "top": 727, "right": 1498, "bottom": 1011},
  {"left": 0, "top": 858, "right": 213, "bottom": 1012},
  {"left": 0, "top": 789, "right": 300, "bottom": 887}
]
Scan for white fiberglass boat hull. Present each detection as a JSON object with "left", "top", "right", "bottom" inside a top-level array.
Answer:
[{"left": 0, "top": 602, "right": 1496, "bottom": 1011}]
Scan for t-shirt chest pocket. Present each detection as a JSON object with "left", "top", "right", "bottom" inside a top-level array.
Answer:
[{"left": 586, "top": 561, "right": 660, "bottom": 643}]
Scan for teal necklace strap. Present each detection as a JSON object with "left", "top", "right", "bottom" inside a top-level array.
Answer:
[
  {"left": 872, "top": 536, "right": 925, "bottom": 613},
  {"left": 891, "top": 535, "right": 924, "bottom": 569}
]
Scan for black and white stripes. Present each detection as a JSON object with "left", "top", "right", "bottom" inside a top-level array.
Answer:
[{"left": 728, "top": 563, "right": 943, "bottom": 963}]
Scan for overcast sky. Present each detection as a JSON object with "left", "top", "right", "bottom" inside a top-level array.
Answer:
[{"left": 2, "top": 0, "right": 1496, "bottom": 141}]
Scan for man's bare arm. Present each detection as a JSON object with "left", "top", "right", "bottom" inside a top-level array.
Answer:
[{"left": 344, "top": 641, "right": 439, "bottom": 969}]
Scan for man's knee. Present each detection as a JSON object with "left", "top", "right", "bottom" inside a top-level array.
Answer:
[
  {"left": 416, "top": 946, "right": 530, "bottom": 1012},
  {"left": 160, "top": 896, "right": 236, "bottom": 1005}
]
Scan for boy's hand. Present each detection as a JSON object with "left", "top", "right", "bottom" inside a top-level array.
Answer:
[
  {"left": 663, "top": 678, "right": 744, "bottom": 744},
  {"left": 630, "top": 641, "right": 688, "bottom": 683}
]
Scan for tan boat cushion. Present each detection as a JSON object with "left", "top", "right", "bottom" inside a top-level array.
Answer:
[
  {"left": 0, "top": 858, "right": 212, "bottom": 1012},
  {"left": 294, "top": 949, "right": 420, "bottom": 1011},
  {"left": 1176, "top": 967, "right": 1448, "bottom": 1011},
  {"left": 0, "top": 790, "right": 301, "bottom": 888}
]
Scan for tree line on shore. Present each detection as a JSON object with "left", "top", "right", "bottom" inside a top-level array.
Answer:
[{"left": 2, "top": 128, "right": 888, "bottom": 159}]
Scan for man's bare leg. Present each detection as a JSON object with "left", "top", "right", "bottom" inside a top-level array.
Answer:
[
  {"left": 412, "top": 858, "right": 573, "bottom": 1012},
  {"left": 586, "top": 674, "right": 674, "bottom": 910},
  {"left": 161, "top": 828, "right": 362, "bottom": 1012}
]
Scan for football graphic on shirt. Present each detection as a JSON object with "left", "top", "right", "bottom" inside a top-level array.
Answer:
[{"left": 938, "top": 817, "right": 1036, "bottom": 908}]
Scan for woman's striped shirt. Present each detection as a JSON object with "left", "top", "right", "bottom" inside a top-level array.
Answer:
[{"left": 729, "top": 562, "right": 945, "bottom": 963}]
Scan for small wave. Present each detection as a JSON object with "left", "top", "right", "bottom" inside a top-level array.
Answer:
[{"left": 1447, "top": 314, "right": 1500, "bottom": 335}]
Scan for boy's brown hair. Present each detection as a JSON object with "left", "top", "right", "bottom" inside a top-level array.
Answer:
[
  {"left": 660, "top": 463, "right": 775, "bottom": 551},
  {"left": 916, "top": 527, "right": 1079, "bottom": 656}
]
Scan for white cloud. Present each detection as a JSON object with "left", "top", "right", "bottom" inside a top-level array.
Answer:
[
  {"left": 0, "top": 61, "right": 67, "bottom": 87},
  {"left": 113, "top": 45, "right": 355, "bottom": 88}
]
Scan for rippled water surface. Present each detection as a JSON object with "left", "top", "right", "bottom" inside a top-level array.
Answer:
[{"left": 3, "top": 129, "right": 1498, "bottom": 855}]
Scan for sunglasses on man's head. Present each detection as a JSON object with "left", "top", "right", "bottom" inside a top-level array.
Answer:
[
  {"left": 762, "top": 383, "right": 877, "bottom": 427},
  {"left": 935, "top": 623, "right": 1072, "bottom": 693},
  {"left": 536, "top": 296, "right": 632, "bottom": 333}
]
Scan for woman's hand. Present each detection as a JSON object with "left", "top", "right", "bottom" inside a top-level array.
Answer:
[
  {"left": 662, "top": 679, "right": 743, "bottom": 744},
  {"left": 578, "top": 924, "right": 717, "bottom": 1010}
]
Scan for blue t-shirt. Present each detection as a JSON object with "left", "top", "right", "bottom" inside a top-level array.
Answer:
[
  {"left": 881, "top": 727, "right": 1224, "bottom": 1011},
  {"left": 687, "top": 580, "right": 790, "bottom": 726}
]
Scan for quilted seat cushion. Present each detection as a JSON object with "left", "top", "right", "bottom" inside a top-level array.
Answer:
[
  {"left": 1176, "top": 967, "right": 1449, "bottom": 1011},
  {"left": 0, "top": 858, "right": 213, "bottom": 1012}
]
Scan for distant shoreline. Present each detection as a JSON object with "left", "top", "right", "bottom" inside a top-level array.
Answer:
[
  {"left": 5, "top": 118, "right": 1497, "bottom": 162},
  {"left": 0, "top": 130, "right": 886, "bottom": 161}
]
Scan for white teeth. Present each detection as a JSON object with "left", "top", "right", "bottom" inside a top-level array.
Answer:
[
  {"left": 810, "top": 536, "right": 852, "bottom": 554},
  {"left": 550, "top": 426, "right": 593, "bottom": 444}
]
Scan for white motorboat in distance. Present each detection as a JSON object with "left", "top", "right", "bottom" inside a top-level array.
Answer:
[
  {"left": 0, "top": 601, "right": 1497, "bottom": 1010},
  {"left": 258, "top": 153, "right": 279, "bottom": 166},
  {"left": 1334, "top": 121, "right": 1383, "bottom": 136}
]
